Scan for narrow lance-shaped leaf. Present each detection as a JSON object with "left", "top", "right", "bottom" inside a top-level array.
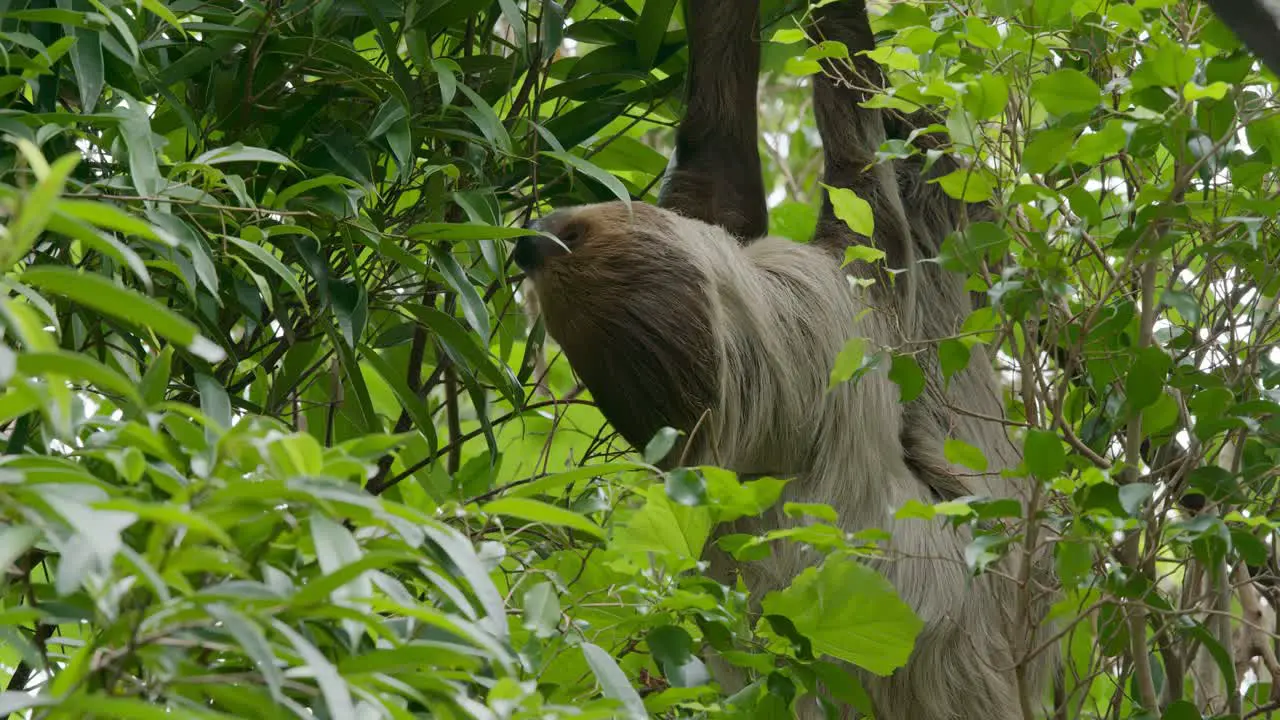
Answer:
[{"left": 21, "top": 267, "right": 226, "bottom": 363}]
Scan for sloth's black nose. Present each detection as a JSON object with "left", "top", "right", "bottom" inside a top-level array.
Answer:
[
  {"left": 514, "top": 214, "right": 572, "bottom": 272},
  {"left": 513, "top": 235, "right": 542, "bottom": 271}
]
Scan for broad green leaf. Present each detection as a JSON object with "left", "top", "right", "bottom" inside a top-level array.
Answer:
[
  {"left": 1021, "top": 127, "right": 1077, "bottom": 174},
  {"left": 1024, "top": 429, "right": 1066, "bottom": 478},
  {"left": 888, "top": 354, "right": 925, "bottom": 403},
  {"left": 931, "top": 167, "right": 995, "bottom": 202},
  {"left": 944, "top": 438, "right": 988, "bottom": 472},
  {"left": 825, "top": 185, "right": 874, "bottom": 237},
  {"left": 611, "top": 484, "right": 712, "bottom": 570},
  {"left": 828, "top": 336, "right": 868, "bottom": 390},
  {"left": 964, "top": 73, "right": 1009, "bottom": 119},
  {"left": 1030, "top": 69, "right": 1102, "bottom": 116},
  {"left": 939, "top": 339, "right": 971, "bottom": 382},
  {"left": 1126, "top": 346, "right": 1173, "bottom": 411},
  {"left": 842, "top": 244, "right": 886, "bottom": 267},
  {"left": 761, "top": 553, "right": 924, "bottom": 675}
]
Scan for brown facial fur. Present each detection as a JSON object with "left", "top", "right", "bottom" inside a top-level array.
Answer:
[{"left": 524, "top": 202, "right": 719, "bottom": 456}]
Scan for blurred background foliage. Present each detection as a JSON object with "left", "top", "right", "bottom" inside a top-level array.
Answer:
[{"left": 1, "top": 0, "right": 1280, "bottom": 717}]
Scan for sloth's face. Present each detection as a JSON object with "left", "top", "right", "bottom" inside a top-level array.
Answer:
[{"left": 515, "top": 201, "right": 727, "bottom": 459}]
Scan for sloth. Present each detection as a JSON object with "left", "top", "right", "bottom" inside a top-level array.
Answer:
[{"left": 516, "top": 1, "right": 1056, "bottom": 718}]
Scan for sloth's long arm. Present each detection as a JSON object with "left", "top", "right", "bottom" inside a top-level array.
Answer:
[
  {"left": 805, "top": 1, "right": 919, "bottom": 276},
  {"left": 656, "top": 0, "right": 768, "bottom": 242}
]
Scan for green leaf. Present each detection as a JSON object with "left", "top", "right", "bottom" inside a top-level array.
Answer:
[
  {"left": 543, "top": 150, "right": 632, "bottom": 207},
  {"left": 4, "top": 145, "right": 79, "bottom": 268},
  {"left": 21, "top": 268, "right": 226, "bottom": 363},
  {"left": 828, "top": 336, "right": 868, "bottom": 390},
  {"left": 482, "top": 497, "right": 605, "bottom": 540},
  {"left": 113, "top": 91, "right": 163, "bottom": 199},
  {"left": 964, "top": 73, "right": 1009, "bottom": 119},
  {"left": 938, "top": 222, "right": 1008, "bottom": 273},
  {"left": 944, "top": 438, "right": 988, "bottom": 472},
  {"left": 1069, "top": 121, "right": 1127, "bottom": 165},
  {"left": 190, "top": 143, "right": 296, "bottom": 167},
  {"left": 771, "top": 28, "right": 808, "bottom": 44},
  {"left": 522, "top": 581, "right": 561, "bottom": 638},
  {"left": 1030, "top": 69, "right": 1102, "bottom": 116},
  {"left": 581, "top": 642, "right": 647, "bottom": 719},
  {"left": 842, "top": 244, "right": 886, "bottom": 267},
  {"left": 888, "top": 354, "right": 925, "bottom": 403},
  {"left": 206, "top": 605, "right": 285, "bottom": 702},
  {"left": 271, "top": 621, "right": 357, "bottom": 719},
  {"left": 612, "top": 484, "right": 712, "bottom": 570},
  {"left": 1021, "top": 127, "right": 1077, "bottom": 174},
  {"left": 401, "top": 304, "right": 521, "bottom": 406},
  {"left": 665, "top": 467, "right": 707, "bottom": 506},
  {"left": 938, "top": 339, "right": 971, "bottom": 383},
  {"left": 931, "top": 167, "right": 995, "bottom": 202},
  {"left": 825, "top": 185, "right": 875, "bottom": 238},
  {"left": 1126, "top": 346, "right": 1173, "bottom": 411},
  {"left": 457, "top": 83, "right": 512, "bottom": 153},
  {"left": 647, "top": 625, "right": 710, "bottom": 688},
  {"left": 57, "top": 0, "right": 104, "bottom": 112},
  {"left": 407, "top": 223, "right": 537, "bottom": 241},
  {"left": 771, "top": 200, "right": 819, "bottom": 243},
  {"left": 16, "top": 351, "right": 144, "bottom": 411},
  {"left": 1024, "top": 429, "right": 1066, "bottom": 478},
  {"left": 761, "top": 553, "right": 923, "bottom": 676},
  {"left": 226, "top": 235, "right": 310, "bottom": 310},
  {"left": 635, "top": 0, "right": 678, "bottom": 65},
  {"left": 359, "top": 345, "right": 437, "bottom": 458}
]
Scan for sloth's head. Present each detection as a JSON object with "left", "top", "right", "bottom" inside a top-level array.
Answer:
[{"left": 514, "top": 201, "right": 732, "bottom": 459}]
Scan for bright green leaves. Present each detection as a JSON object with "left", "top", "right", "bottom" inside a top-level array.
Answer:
[
  {"left": 1131, "top": 41, "right": 1197, "bottom": 91},
  {"left": 646, "top": 625, "right": 711, "bottom": 689},
  {"left": 938, "top": 222, "right": 1009, "bottom": 273},
  {"left": 1024, "top": 430, "right": 1066, "bottom": 479},
  {"left": 1030, "top": 69, "right": 1102, "bottom": 116},
  {"left": 1126, "top": 346, "right": 1173, "bottom": 413},
  {"left": 761, "top": 553, "right": 924, "bottom": 676},
  {"left": 888, "top": 354, "right": 926, "bottom": 403},
  {"left": 825, "top": 185, "right": 875, "bottom": 238},
  {"left": 932, "top": 167, "right": 996, "bottom": 202},
  {"left": 611, "top": 484, "right": 712, "bottom": 571},
  {"left": 482, "top": 497, "right": 605, "bottom": 541},
  {"left": 945, "top": 438, "right": 988, "bottom": 472},
  {"left": 4, "top": 143, "right": 80, "bottom": 269},
  {"left": 963, "top": 73, "right": 1009, "bottom": 120},
  {"left": 828, "top": 336, "right": 869, "bottom": 390}
]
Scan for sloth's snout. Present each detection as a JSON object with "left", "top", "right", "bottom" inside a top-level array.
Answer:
[{"left": 514, "top": 212, "right": 577, "bottom": 272}]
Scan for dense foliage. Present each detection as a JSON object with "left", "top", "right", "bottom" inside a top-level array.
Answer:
[{"left": 1, "top": 0, "right": 1279, "bottom": 717}]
